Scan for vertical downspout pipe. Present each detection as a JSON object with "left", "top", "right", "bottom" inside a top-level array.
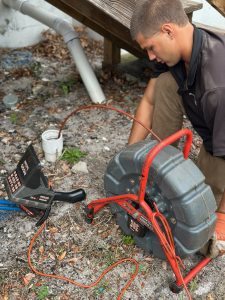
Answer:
[{"left": 3, "top": 0, "right": 106, "bottom": 104}]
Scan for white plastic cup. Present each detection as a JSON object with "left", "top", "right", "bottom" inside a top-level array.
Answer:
[
  {"left": 3, "top": 93, "right": 19, "bottom": 109},
  {"left": 41, "top": 129, "right": 63, "bottom": 162}
]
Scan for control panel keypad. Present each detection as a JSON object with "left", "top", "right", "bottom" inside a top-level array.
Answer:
[{"left": 7, "top": 171, "right": 22, "bottom": 193}]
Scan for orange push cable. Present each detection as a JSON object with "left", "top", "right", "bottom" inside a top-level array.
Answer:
[
  {"left": 58, "top": 104, "right": 161, "bottom": 142},
  {"left": 27, "top": 221, "right": 139, "bottom": 300}
]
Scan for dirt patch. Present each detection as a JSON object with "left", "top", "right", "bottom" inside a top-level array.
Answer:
[{"left": 0, "top": 28, "right": 224, "bottom": 300}]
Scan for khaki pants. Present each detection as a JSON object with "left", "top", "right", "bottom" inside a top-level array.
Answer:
[{"left": 152, "top": 72, "right": 225, "bottom": 206}]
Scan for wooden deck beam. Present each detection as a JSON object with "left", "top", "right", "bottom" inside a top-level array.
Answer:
[{"left": 46, "top": 0, "right": 203, "bottom": 67}]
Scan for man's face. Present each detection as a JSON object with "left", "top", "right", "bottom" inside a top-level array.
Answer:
[{"left": 136, "top": 30, "right": 181, "bottom": 67}]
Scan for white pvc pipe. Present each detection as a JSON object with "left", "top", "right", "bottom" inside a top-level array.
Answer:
[{"left": 3, "top": 0, "right": 106, "bottom": 104}]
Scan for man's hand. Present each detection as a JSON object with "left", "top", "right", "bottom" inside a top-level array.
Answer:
[
  {"left": 201, "top": 212, "right": 225, "bottom": 258},
  {"left": 206, "top": 233, "right": 225, "bottom": 258}
]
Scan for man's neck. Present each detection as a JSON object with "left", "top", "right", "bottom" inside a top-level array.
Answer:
[{"left": 179, "top": 23, "right": 194, "bottom": 67}]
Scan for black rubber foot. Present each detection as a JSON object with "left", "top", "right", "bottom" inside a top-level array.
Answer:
[
  {"left": 169, "top": 282, "right": 183, "bottom": 293},
  {"left": 83, "top": 206, "right": 94, "bottom": 224},
  {"left": 85, "top": 216, "right": 94, "bottom": 224}
]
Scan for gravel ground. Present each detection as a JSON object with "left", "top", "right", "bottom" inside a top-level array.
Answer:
[{"left": 0, "top": 28, "right": 224, "bottom": 300}]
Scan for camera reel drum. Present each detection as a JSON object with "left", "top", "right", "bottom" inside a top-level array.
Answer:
[{"left": 104, "top": 140, "right": 217, "bottom": 259}]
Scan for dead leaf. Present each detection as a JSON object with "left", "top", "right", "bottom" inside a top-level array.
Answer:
[
  {"left": 71, "top": 245, "right": 80, "bottom": 253},
  {"left": 0, "top": 131, "right": 7, "bottom": 138},
  {"left": 100, "top": 231, "right": 110, "bottom": 239},
  {"left": 162, "top": 261, "right": 167, "bottom": 270},
  {"left": 145, "top": 257, "right": 153, "bottom": 262},
  {"left": 59, "top": 292, "right": 70, "bottom": 300},
  {"left": 65, "top": 257, "right": 79, "bottom": 264},
  {"left": 23, "top": 273, "right": 35, "bottom": 286},
  {"left": 58, "top": 251, "right": 67, "bottom": 261},
  {"left": 2, "top": 137, "right": 12, "bottom": 144},
  {"left": 62, "top": 162, "right": 70, "bottom": 173},
  {"left": 49, "top": 227, "right": 58, "bottom": 234},
  {"left": 49, "top": 252, "right": 56, "bottom": 260},
  {"left": 48, "top": 107, "right": 61, "bottom": 114},
  {"left": 35, "top": 281, "right": 44, "bottom": 287},
  {"left": 207, "top": 294, "right": 215, "bottom": 300},
  {"left": 1, "top": 291, "right": 9, "bottom": 300},
  {"left": 22, "top": 277, "right": 30, "bottom": 286},
  {"left": 120, "top": 272, "right": 128, "bottom": 279},
  {"left": 39, "top": 246, "right": 45, "bottom": 255}
]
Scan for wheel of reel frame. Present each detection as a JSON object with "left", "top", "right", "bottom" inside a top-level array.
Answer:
[{"left": 104, "top": 140, "right": 217, "bottom": 259}]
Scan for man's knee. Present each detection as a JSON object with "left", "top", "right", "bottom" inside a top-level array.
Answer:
[
  {"left": 152, "top": 72, "right": 185, "bottom": 141},
  {"left": 153, "top": 72, "right": 185, "bottom": 114},
  {"left": 155, "top": 72, "right": 178, "bottom": 93},
  {"left": 197, "top": 145, "right": 225, "bottom": 207}
]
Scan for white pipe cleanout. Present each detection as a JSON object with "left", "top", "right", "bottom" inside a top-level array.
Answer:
[{"left": 3, "top": 0, "right": 106, "bottom": 104}]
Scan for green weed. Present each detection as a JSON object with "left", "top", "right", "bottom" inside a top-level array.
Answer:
[
  {"left": 178, "top": 292, "right": 184, "bottom": 300},
  {"left": 36, "top": 285, "right": 49, "bottom": 300},
  {"left": 138, "top": 264, "right": 148, "bottom": 273},
  {"left": 121, "top": 235, "right": 135, "bottom": 245},
  {"left": 59, "top": 79, "right": 76, "bottom": 95},
  {"left": 0, "top": 273, "right": 6, "bottom": 284},
  {"left": 93, "top": 279, "right": 110, "bottom": 297},
  {"left": 177, "top": 278, "right": 198, "bottom": 300},
  {"left": 0, "top": 158, "right": 5, "bottom": 165},
  {"left": 9, "top": 112, "right": 18, "bottom": 124},
  {"left": 104, "top": 251, "right": 116, "bottom": 267},
  {"left": 30, "top": 61, "right": 42, "bottom": 77},
  {"left": 60, "top": 147, "right": 87, "bottom": 164},
  {"left": 131, "top": 263, "right": 148, "bottom": 274},
  {"left": 189, "top": 277, "right": 198, "bottom": 292}
]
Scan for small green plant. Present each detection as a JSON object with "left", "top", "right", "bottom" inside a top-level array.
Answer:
[
  {"left": 178, "top": 292, "right": 184, "bottom": 300},
  {"left": 131, "top": 263, "right": 148, "bottom": 274},
  {"left": 93, "top": 280, "right": 110, "bottom": 297},
  {"left": 30, "top": 61, "right": 42, "bottom": 77},
  {"left": 0, "top": 273, "right": 6, "bottom": 284},
  {"left": 189, "top": 277, "right": 198, "bottom": 292},
  {"left": 9, "top": 112, "right": 18, "bottom": 124},
  {"left": 104, "top": 251, "right": 116, "bottom": 267},
  {"left": 59, "top": 79, "right": 76, "bottom": 95},
  {"left": 121, "top": 234, "right": 135, "bottom": 245},
  {"left": 0, "top": 158, "right": 5, "bottom": 165},
  {"left": 177, "top": 278, "right": 198, "bottom": 300},
  {"left": 37, "top": 285, "right": 49, "bottom": 300},
  {"left": 138, "top": 264, "right": 148, "bottom": 273},
  {"left": 60, "top": 147, "right": 87, "bottom": 164}
]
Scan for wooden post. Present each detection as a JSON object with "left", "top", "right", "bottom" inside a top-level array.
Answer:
[{"left": 103, "top": 38, "right": 121, "bottom": 68}]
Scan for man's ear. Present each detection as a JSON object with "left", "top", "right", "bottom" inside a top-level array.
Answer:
[{"left": 161, "top": 23, "right": 174, "bottom": 39}]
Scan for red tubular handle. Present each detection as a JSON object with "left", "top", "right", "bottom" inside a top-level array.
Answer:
[
  {"left": 138, "top": 129, "right": 193, "bottom": 204},
  {"left": 181, "top": 257, "right": 212, "bottom": 286}
]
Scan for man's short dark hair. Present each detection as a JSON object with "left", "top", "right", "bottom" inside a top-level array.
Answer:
[{"left": 130, "top": 0, "right": 189, "bottom": 39}]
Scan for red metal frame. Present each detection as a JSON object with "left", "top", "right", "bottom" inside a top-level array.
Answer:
[{"left": 86, "top": 129, "right": 212, "bottom": 292}]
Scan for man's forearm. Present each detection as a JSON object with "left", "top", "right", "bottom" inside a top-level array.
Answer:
[
  {"left": 128, "top": 78, "right": 157, "bottom": 145},
  {"left": 128, "top": 100, "right": 154, "bottom": 144}
]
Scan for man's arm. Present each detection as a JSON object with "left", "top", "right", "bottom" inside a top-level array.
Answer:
[{"left": 128, "top": 78, "right": 157, "bottom": 145}]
